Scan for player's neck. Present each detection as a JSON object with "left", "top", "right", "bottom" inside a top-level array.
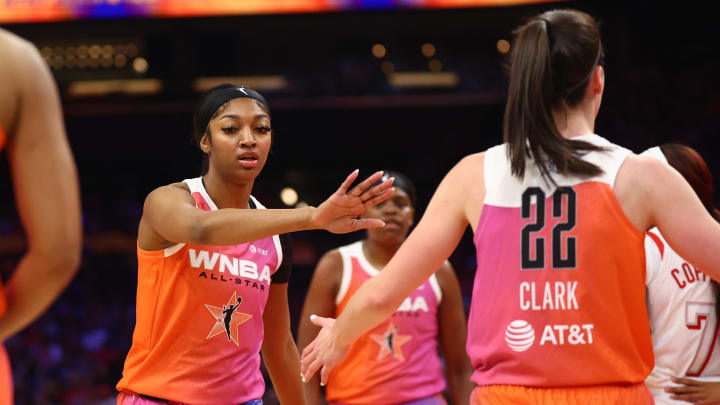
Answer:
[
  {"left": 202, "top": 172, "right": 254, "bottom": 209},
  {"left": 363, "top": 238, "right": 401, "bottom": 270},
  {"left": 552, "top": 102, "right": 596, "bottom": 139}
]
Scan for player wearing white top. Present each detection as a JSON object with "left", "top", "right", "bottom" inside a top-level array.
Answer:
[{"left": 643, "top": 144, "right": 720, "bottom": 405}]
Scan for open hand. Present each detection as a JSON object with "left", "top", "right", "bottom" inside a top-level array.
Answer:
[
  {"left": 665, "top": 377, "right": 720, "bottom": 404},
  {"left": 301, "top": 315, "right": 349, "bottom": 387},
  {"left": 311, "top": 170, "right": 394, "bottom": 233}
]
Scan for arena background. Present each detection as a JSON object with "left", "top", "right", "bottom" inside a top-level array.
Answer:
[{"left": 1, "top": 1, "right": 719, "bottom": 403}]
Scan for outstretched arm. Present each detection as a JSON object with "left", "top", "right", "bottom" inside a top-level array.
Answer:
[
  {"left": 0, "top": 33, "right": 82, "bottom": 340},
  {"left": 140, "top": 170, "right": 394, "bottom": 249},
  {"left": 302, "top": 155, "right": 483, "bottom": 385},
  {"left": 262, "top": 283, "right": 306, "bottom": 405}
]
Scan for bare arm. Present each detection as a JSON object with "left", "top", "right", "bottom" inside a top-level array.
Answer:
[
  {"left": 302, "top": 155, "right": 483, "bottom": 384},
  {"left": 435, "top": 262, "right": 473, "bottom": 405},
  {"left": 297, "top": 251, "right": 342, "bottom": 405},
  {"left": 262, "top": 283, "right": 306, "bottom": 405},
  {"left": 0, "top": 34, "right": 82, "bottom": 340},
  {"left": 616, "top": 155, "right": 720, "bottom": 280},
  {"left": 139, "top": 170, "right": 394, "bottom": 250}
]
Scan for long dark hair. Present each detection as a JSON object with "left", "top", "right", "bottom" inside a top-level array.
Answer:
[
  {"left": 659, "top": 143, "right": 720, "bottom": 321},
  {"left": 504, "top": 9, "right": 606, "bottom": 183}
]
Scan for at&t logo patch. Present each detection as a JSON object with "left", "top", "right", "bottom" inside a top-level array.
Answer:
[{"left": 505, "top": 319, "right": 535, "bottom": 352}]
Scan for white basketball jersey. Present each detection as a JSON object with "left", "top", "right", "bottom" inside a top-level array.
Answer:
[{"left": 645, "top": 228, "right": 720, "bottom": 404}]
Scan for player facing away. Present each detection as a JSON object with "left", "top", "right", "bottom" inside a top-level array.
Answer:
[
  {"left": 298, "top": 172, "right": 473, "bottom": 405},
  {"left": 641, "top": 144, "right": 720, "bottom": 405},
  {"left": 116, "top": 84, "right": 394, "bottom": 405},
  {"left": 0, "top": 29, "right": 82, "bottom": 405},
  {"left": 301, "top": 9, "right": 720, "bottom": 405}
]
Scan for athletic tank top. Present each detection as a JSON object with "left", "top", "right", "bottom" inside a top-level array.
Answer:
[
  {"left": 326, "top": 241, "right": 446, "bottom": 404},
  {"left": 117, "top": 177, "right": 284, "bottom": 404},
  {"left": 468, "top": 134, "right": 653, "bottom": 387},
  {"left": 645, "top": 228, "right": 720, "bottom": 404}
]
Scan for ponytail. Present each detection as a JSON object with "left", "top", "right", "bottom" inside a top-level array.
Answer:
[{"left": 504, "top": 10, "right": 606, "bottom": 184}]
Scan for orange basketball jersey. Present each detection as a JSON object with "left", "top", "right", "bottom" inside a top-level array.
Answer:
[
  {"left": 326, "top": 241, "right": 446, "bottom": 404},
  {"left": 117, "top": 178, "right": 286, "bottom": 404},
  {"left": 468, "top": 134, "right": 653, "bottom": 388}
]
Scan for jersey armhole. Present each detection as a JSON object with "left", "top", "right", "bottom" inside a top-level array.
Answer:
[
  {"left": 335, "top": 249, "right": 352, "bottom": 305},
  {"left": 644, "top": 231, "right": 664, "bottom": 287},
  {"left": 429, "top": 273, "right": 442, "bottom": 304}
]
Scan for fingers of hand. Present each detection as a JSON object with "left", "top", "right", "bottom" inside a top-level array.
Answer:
[
  {"left": 338, "top": 169, "right": 360, "bottom": 193},
  {"left": 358, "top": 178, "right": 395, "bottom": 202},
  {"left": 301, "top": 342, "right": 316, "bottom": 369},
  {"left": 669, "top": 393, "right": 704, "bottom": 402},
  {"left": 310, "top": 314, "right": 333, "bottom": 327},
  {"left": 354, "top": 218, "right": 385, "bottom": 230},
  {"left": 303, "top": 357, "right": 323, "bottom": 384},
  {"left": 673, "top": 377, "right": 703, "bottom": 386},
  {"left": 348, "top": 171, "right": 384, "bottom": 197},
  {"left": 363, "top": 188, "right": 395, "bottom": 209},
  {"left": 666, "top": 385, "right": 702, "bottom": 394},
  {"left": 320, "top": 365, "right": 330, "bottom": 387}
]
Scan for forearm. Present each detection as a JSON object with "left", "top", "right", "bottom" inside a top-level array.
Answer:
[
  {"left": 194, "top": 207, "right": 317, "bottom": 246},
  {"left": 303, "top": 375, "right": 325, "bottom": 405},
  {"left": 447, "top": 368, "right": 474, "bottom": 405},
  {"left": 0, "top": 249, "right": 79, "bottom": 341},
  {"left": 332, "top": 276, "right": 401, "bottom": 348},
  {"left": 264, "top": 336, "right": 307, "bottom": 405},
  {"left": 298, "top": 322, "right": 326, "bottom": 405}
]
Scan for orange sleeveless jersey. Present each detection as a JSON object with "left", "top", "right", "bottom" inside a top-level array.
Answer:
[
  {"left": 117, "top": 178, "right": 285, "bottom": 404},
  {"left": 325, "top": 242, "right": 446, "bottom": 404},
  {"left": 468, "top": 134, "right": 653, "bottom": 389}
]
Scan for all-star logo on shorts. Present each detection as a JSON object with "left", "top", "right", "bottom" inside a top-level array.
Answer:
[{"left": 205, "top": 291, "right": 252, "bottom": 346}]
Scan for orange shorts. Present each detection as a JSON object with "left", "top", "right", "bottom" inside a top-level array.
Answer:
[
  {"left": 0, "top": 345, "right": 12, "bottom": 405},
  {"left": 471, "top": 383, "right": 654, "bottom": 405}
]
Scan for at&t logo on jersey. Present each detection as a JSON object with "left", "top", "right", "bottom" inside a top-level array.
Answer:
[
  {"left": 505, "top": 320, "right": 535, "bottom": 352},
  {"left": 505, "top": 320, "right": 595, "bottom": 351},
  {"left": 249, "top": 244, "right": 269, "bottom": 256}
]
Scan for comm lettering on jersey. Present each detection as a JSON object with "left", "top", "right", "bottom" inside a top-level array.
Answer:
[
  {"left": 671, "top": 262, "right": 709, "bottom": 289},
  {"left": 189, "top": 248, "right": 271, "bottom": 290}
]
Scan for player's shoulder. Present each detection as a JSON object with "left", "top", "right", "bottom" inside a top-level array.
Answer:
[
  {"left": 312, "top": 248, "right": 344, "bottom": 286},
  {"left": 0, "top": 29, "right": 40, "bottom": 67},
  {"left": 455, "top": 152, "right": 485, "bottom": 171},
  {"left": 143, "top": 182, "right": 193, "bottom": 208},
  {"left": 441, "top": 152, "right": 486, "bottom": 190},
  {"left": 0, "top": 29, "right": 34, "bottom": 51},
  {"left": 618, "top": 153, "right": 670, "bottom": 188},
  {"left": 317, "top": 248, "right": 344, "bottom": 270}
]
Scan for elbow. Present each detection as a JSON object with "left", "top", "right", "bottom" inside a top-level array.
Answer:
[
  {"left": 366, "top": 288, "right": 401, "bottom": 315},
  {"left": 189, "top": 219, "right": 212, "bottom": 245},
  {"left": 30, "top": 237, "right": 82, "bottom": 277}
]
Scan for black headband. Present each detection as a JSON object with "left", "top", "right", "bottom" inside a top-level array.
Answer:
[
  {"left": 197, "top": 85, "right": 270, "bottom": 135},
  {"left": 561, "top": 42, "right": 604, "bottom": 98}
]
